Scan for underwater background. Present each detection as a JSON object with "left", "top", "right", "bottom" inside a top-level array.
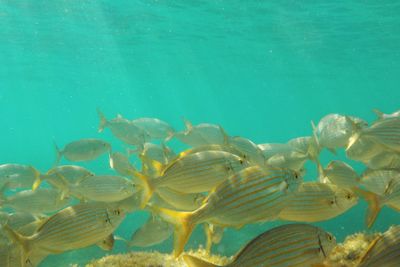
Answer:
[{"left": 1, "top": 1, "right": 400, "bottom": 266}]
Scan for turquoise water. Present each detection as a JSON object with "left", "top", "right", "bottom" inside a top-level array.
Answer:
[{"left": 1, "top": 1, "right": 400, "bottom": 266}]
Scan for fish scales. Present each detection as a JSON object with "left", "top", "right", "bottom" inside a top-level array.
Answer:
[
  {"left": 279, "top": 182, "right": 357, "bottom": 222},
  {"left": 229, "top": 224, "right": 335, "bottom": 267},
  {"left": 155, "top": 151, "right": 246, "bottom": 193},
  {"left": 193, "top": 166, "right": 300, "bottom": 225},
  {"left": 31, "top": 203, "right": 124, "bottom": 252}
]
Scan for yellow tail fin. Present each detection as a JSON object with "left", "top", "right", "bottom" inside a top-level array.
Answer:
[
  {"left": 354, "top": 188, "right": 381, "bottom": 228},
  {"left": 2, "top": 224, "right": 32, "bottom": 265},
  {"left": 130, "top": 170, "right": 154, "bottom": 209},
  {"left": 183, "top": 255, "right": 220, "bottom": 267},
  {"left": 151, "top": 205, "right": 195, "bottom": 258}
]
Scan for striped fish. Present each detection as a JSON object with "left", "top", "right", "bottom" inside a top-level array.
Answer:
[
  {"left": 359, "top": 117, "right": 400, "bottom": 152},
  {"left": 128, "top": 216, "right": 172, "bottom": 247},
  {"left": 39, "top": 165, "right": 94, "bottom": 191},
  {"left": 279, "top": 182, "right": 358, "bottom": 222},
  {"left": 153, "top": 165, "right": 302, "bottom": 257},
  {"left": 109, "top": 152, "right": 137, "bottom": 177},
  {"left": 54, "top": 138, "right": 111, "bottom": 165},
  {"left": 365, "top": 150, "right": 400, "bottom": 170},
  {"left": 135, "top": 150, "right": 248, "bottom": 207},
  {"left": 357, "top": 225, "right": 400, "bottom": 267},
  {"left": 0, "top": 164, "right": 41, "bottom": 190},
  {"left": 320, "top": 160, "right": 360, "bottom": 188},
  {"left": 184, "top": 224, "right": 336, "bottom": 267},
  {"left": 346, "top": 136, "right": 383, "bottom": 162},
  {"left": 3, "top": 202, "right": 125, "bottom": 266},
  {"left": 155, "top": 187, "right": 205, "bottom": 211},
  {"left": 0, "top": 188, "right": 70, "bottom": 215},
  {"left": 70, "top": 175, "right": 137, "bottom": 202}
]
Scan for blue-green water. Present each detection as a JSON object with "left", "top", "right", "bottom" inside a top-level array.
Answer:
[{"left": 1, "top": 1, "right": 400, "bottom": 266}]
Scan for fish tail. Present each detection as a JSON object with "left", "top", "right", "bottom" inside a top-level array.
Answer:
[
  {"left": 183, "top": 255, "right": 220, "bottom": 267},
  {"left": 31, "top": 167, "right": 42, "bottom": 191},
  {"left": 2, "top": 224, "right": 32, "bottom": 265},
  {"left": 53, "top": 141, "right": 62, "bottom": 166},
  {"left": 354, "top": 188, "right": 381, "bottom": 228},
  {"left": 152, "top": 206, "right": 195, "bottom": 258},
  {"left": 131, "top": 170, "right": 154, "bottom": 209},
  {"left": 96, "top": 108, "right": 108, "bottom": 133}
]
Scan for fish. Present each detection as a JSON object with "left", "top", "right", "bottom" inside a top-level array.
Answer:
[
  {"left": 346, "top": 136, "right": 384, "bottom": 162},
  {"left": 357, "top": 169, "right": 400, "bottom": 227},
  {"left": 173, "top": 118, "right": 227, "bottom": 147},
  {"left": 0, "top": 188, "right": 70, "bottom": 215},
  {"left": 0, "top": 212, "right": 43, "bottom": 233},
  {"left": 288, "top": 136, "right": 320, "bottom": 161},
  {"left": 152, "top": 165, "right": 302, "bottom": 257},
  {"left": 128, "top": 215, "right": 172, "bottom": 247},
  {"left": 225, "top": 136, "right": 265, "bottom": 165},
  {"left": 154, "top": 187, "right": 205, "bottom": 211},
  {"left": 0, "top": 164, "right": 41, "bottom": 190},
  {"left": 184, "top": 223, "right": 336, "bottom": 267},
  {"left": 38, "top": 165, "right": 94, "bottom": 192},
  {"left": 265, "top": 151, "right": 308, "bottom": 171},
  {"left": 257, "top": 143, "right": 294, "bottom": 160},
  {"left": 315, "top": 114, "right": 363, "bottom": 150},
  {"left": 365, "top": 150, "right": 400, "bottom": 170},
  {"left": 136, "top": 143, "right": 176, "bottom": 177},
  {"left": 69, "top": 175, "right": 137, "bottom": 203},
  {"left": 131, "top": 117, "right": 175, "bottom": 140},
  {"left": 135, "top": 150, "right": 248, "bottom": 207},
  {"left": 54, "top": 138, "right": 111, "bottom": 165},
  {"left": 3, "top": 202, "right": 125, "bottom": 266},
  {"left": 348, "top": 117, "right": 400, "bottom": 153},
  {"left": 109, "top": 152, "right": 138, "bottom": 178},
  {"left": 357, "top": 225, "right": 400, "bottom": 267},
  {"left": 279, "top": 182, "right": 358, "bottom": 222},
  {"left": 97, "top": 109, "right": 151, "bottom": 146},
  {"left": 320, "top": 160, "right": 360, "bottom": 188}
]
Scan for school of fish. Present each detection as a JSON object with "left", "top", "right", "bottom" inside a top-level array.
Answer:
[{"left": 1, "top": 108, "right": 400, "bottom": 266}]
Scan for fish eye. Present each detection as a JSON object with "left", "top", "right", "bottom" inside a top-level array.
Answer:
[
  {"left": 239, "top": 159, "right": 244, "bottom": 164},
  {"left": 346, "top": 193, "right": 352, "bottom": 200},
  {"left": 327, "top": 234, "right": 333, "bottom": 241},
  {"left": 330, "top": 200, "right": 335, "bottom": 205},
  {"left": 294, "top": 172, "right": 299, "bottom": 179}
]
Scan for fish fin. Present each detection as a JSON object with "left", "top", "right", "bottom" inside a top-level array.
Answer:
[
  {"left": 96, "top": 108, "right": 108, "bottom": 133},
  {"left": 31, "top": 167, "right": 42, "bottom": 191},
  {"left": 357, "top": 234, "right": 383, "bottom": 266},
  {"left": 150, "top": 205, "right": 195, "bottom": 258},
  {"left": 53, "top": 141, "right": 62, "bottom": 166},
  {"left": 372, "top": 108, "right": 384, "bottom": 119},
  {"left": 2, "top": 223, "right": 32, "bottom": 265},
  {"left": 183, "top": 254, "right": 220, "bottom": 267},
  {"left": 310, "top": 120, "right": 320, "bottom": 148},
  {"left": 219, "top": 125, "right": 230, "bottom": 145},
  {"left": 353, "top": 188, "right": 381, "bottom": 228},
  {"left": 131, "top": 170, "right": 154, "bottom": 209},
  {"left": 316, "top": 160, "right": 326, "bottom": 183},
  {"left": 182, "top": 117, "right": 193, "bottom": 131}
]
